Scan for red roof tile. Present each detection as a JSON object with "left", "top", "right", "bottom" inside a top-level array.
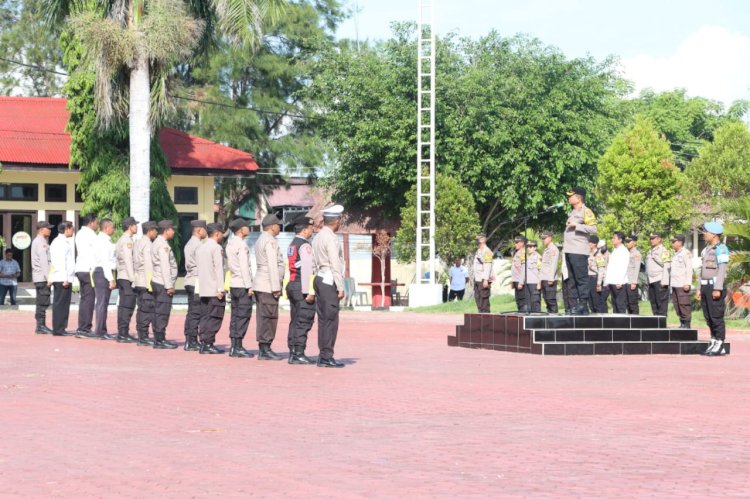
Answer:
[{"left": 0, "top": 96, "right": 258, "bottom": 172}]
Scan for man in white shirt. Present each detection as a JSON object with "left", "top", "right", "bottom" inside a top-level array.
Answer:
[
  {"left": 92, "top": 218, "right": 117, "bottom": 339},
  {"left": 604, "top": 231, "right": 630, "bottom": 314},
  {"left": 50, "top": 221, "right": 76, "bottom": 336},
  {"left": 74, "top": 214, "right": 99, "bottom": 337}
]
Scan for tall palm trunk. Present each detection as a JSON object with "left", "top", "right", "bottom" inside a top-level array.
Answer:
[{"left": 129, "top": 51, "right": 151, "bottom": 223}]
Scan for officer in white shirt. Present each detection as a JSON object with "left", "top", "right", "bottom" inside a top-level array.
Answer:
[
  {"left": 604, "top": 231, "right": 630, "bottom": 313},
  {"left": 50, "top": 221, "right": 76, "bottom": 336},
  {"left": 92, "top": 218, "right": 117, "bottom": 339},
  {"left": 74, "top": 214, "right": 99, "bottom": 337}
]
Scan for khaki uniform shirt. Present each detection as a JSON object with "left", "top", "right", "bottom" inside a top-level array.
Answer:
[
  {"left": 473, "top": 246, "right": 494, "bottom": 282},
  {"left": 670, "top": 247, "right": 693, "bottom": 288},
  {"left": 312, "top": 226, "right": 345, "bottom": 292},
  {"left": 31, "top": 235, "right": 50, "bottom": 283},
  {"left": 540, "top": 243, "right": 560, "bottom": 282},
  {"left": 133, "top": 236, "right": 153, "bottom": 289},
  {"left": 563, "top": 205, "right": 597, "bottom": 256},
  {"left": 115, "top": 233, "right": 136, "bottom": 282},
  {"left": 627, "top": 247, "right": 642, "bottom": 285},
  {"left": 254, "top": 231, "right": 285, "bottom": 293},
  {"left": 511, "top": 249, "right": 525, "bottom": 283},
  {"left": 227, "top": 236, "right": 253, "bottom": 289},
  {"left": 525, "top": 251, "right": 541, "bottom": 285},
  {"left": 151, "top": 235, "right": 178, "bottom": 288},
  {"left": 197, "top": 238, "right": 225, "bottom": 298},
  {"left": 646, "top": 244, "right": 671, "bottom": 286},
  {"left": 588, "top": 249, "right": 607, "bottom": 286},
  {"left": 183, "top": 235, "right": 202, "bottom": 288}
]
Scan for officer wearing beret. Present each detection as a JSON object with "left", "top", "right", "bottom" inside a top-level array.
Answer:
[
  {"left": 625, "top": 234, "right": 642, "bottom": 314},
  {"left": 539, "top": 230, "right": 560, "bottom": 313},
  {"left": 286, "top": 215, "right": 316, "bottom": 365},
  {"left": 149, "top": 220, "right": 178, "bottom": 349},
  {"left": 697, "top": 222, "right": 730, "bottom": 356},
  {"left": 31, "top": 221, "right": 53, "bottom": 334},
  {"left": 646, "top": 232, "right": 671, "bottom": 316},
  {"left": 227, "top": 218, "right": 255, "bottom": 358},
  {"left": 114, "top": 216, "right": 139, "bottom": 342},
  {"left": 563, "top": 187, "right": 598, "bottom": 315},
  {"left": 133, "top": 221, "right": 158, "bottom": 345},
  {"left": 197, "top": 223, "right": 227, "bottom": 354},
  {"left": 254, "top": 213, "right": 286, "bottom": 360},
  {"left": 669, "top": 234, "right": 693, "bottom": 329},
  {"left": 183, "top": 219, "right": 207, "bottom": 351},
  {"left": 473, "top": 234, "right": 494, "bottom": 313}
]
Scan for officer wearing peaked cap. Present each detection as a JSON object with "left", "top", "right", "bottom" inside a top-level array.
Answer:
[
  {"left": 31, "top": 221, "right": 53, "bottom": 334},
  {"left": 625, "top": 234, "right": 642, "bottom": 314},
  {"left": 539, "top": 230, "right": 560, "bottom": 313},
  {"left": 149, "top": 220, "right": 178, "bottom": 349},
  {"left": 115, "top": 216, "right": 139, "bottom": 342},
  {"left": 510, "top": 235, "right": 528, "bottom": 313},
  {"left": 133, "top": 221, "right": 158, "bottom": 345},
  {"left": 254, "top": 213, "right": 286, "bottom": 360},
  {"left": 563, "top": 187, "right": 598, "bottom": 315},
  {"left": 669, "top": 234, "right": 693, "bottom": 329},
  {"left": 474, "top": 234, "right": 494, "bottom": 313},
  {"left": 286, "top": 215, "right": 316, "bottom": 365},
  {"left": 197, "top": 223, "right": 227, "bottom": 354},
  {"left": 183, "top": 219, "right": 207, "bottom": 351},
  {"left": 698, "top": 221, "right": 730, "bottom": 356},
  {"left": 646, "top": 231, "right": 671, "bottom": 316},
  {"left": 226, "top": 218, "right": 255, "bottom": 358}
]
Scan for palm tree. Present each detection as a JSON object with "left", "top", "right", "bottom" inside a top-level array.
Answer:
[{"left": 46, "top": 0, "right": 285, "bottom": 222}]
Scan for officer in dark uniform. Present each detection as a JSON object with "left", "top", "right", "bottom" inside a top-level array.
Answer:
[
  {"left": 286, "top": 215, "right": 316, "bottom": 365},
  {"left": 698, "top": 222, "right": 730, "bottom": 356},
  {"left": 197, "top": 223, "right": 226, "bottom": 354}
]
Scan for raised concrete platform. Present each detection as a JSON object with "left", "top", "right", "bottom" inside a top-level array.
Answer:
[{"left": 448, "top": 313, "right": 731, "bottom": 355}]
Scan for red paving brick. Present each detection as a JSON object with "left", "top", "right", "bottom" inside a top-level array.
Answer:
[{"left": 1, "top": 309, "right": 749, "bottom": 497}]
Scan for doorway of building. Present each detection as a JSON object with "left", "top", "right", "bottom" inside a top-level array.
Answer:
[{"left": 0, "top": 212, "right": 35, "bottom": 282}]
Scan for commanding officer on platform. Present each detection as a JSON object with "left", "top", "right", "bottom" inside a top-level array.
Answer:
[
  {"left": 313, "top": 205, "right": 346, "bottom": 368},
  {"left": 92, "top": 218, "right": 117, "bottom": 340},
  {"left": 510, "top": 235, "right": 528, "bottom": 312},
  {"left": 286, "top": 215, "right": 316, "bottom": 365},
  {"left": 646, "top": 232, "right": 671, "bottom": 316},
  {"left": 670, "top": 234, "right": 693, "bottom": 329},
  {"left": 74, "top": 214, "right": 99, "bottom": 337},
  {"left": 133, "top": 221, "right": 158, "bottom": 346},
  {"left": 49, "top": 221, "right": 75, "bottom": 336},
  {"left": 539, "top": 230, "right": 560, "bottom": 313},
  {"left": 254, "top": 213, "right": 286, "bottom": 360},
  {"left": 697, "top": 222, "right": 730, "bottom": 356},
  {"left": 115, "top": 217, "right": 139, "bottom": 343},
  {"left": 150, "top": 220, "right": 178, "bottom": 349},
  {"left": 197, "top": 223, "right": 227, "bottom": 354},
  {"left": 563, "top": 187, "right": 598, "bottom": 315},
  {"left": 31, "top": 221, "right": 53, "bottom": 334},
  {"left": 183, "top": 220, "right": 207, "bottom": 351},
  {"left": 473, "top": 234, "right": 494, "bottom": 313},
  {"left": 625, "top": 234, "right": 642, "bottom": 314},
  {"left": 226, "top": 218, "right": 255, "bottom": 358}
]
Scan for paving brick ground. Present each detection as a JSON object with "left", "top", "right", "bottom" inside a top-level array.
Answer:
[{"left": 1, "top": 309, "right": 749, "bottom": 497}]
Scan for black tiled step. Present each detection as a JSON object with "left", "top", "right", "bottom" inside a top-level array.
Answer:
[
  {"left": 538, "top": 341, "right": 730, "bottom": 356},
  {"left": 523, "top": 314, "right": 667, "bottom": 331},
  {"left": 533, "top": 329, "right": 698, "bottom": 343}
]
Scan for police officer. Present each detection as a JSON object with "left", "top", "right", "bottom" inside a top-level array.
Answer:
[
  {"left": 133, "top": 221, "right": 158, "bottom": 346},
  {"left": 183, "top": 219, "right": 207, "bottom": 351},
  {"left": 312, "top": 205, "right": 346, "bottom": 368},
  {"left": 286, "top": 215, "right": 316, "bottom": 365},
  {"left": 526, "top": 240, "right": 542, "bottom": 313},
  {"left": 646, "top": 232, "right": 671, "bottom": 316},
  {"left": 49, "top": 221, "right": 76, "bottom": 336},
  {"left": 670, "top": 234, "right": 693, "bottom": 329},
  {"left": 473, "top": 234, "right": 494, "bottom": 313},
  {"left": 150, "top": 220, "right": 178, "bottom": 349},
  {"left": 254, "top": 213, "right": 286, "bottom": 360},
  {"left": 115, "top": 217, "right": 139, "bottom": 342},
  {"left": 510, "top": 235, "right": 528, "bottom": 312},
  {"left": 596, "top": 240, "right": 610, "bottom": 313},
  {"left": 604, "top": 232, "right": 630, "bottom": 314},
  {"left": 539, "top": 230, "right": 560, "bottom": 313},
  {"left": 227, "top": 218, "right": 255, "bottom": 358},
  {"left": 197, "top": 223, "right": 227, "bottom": 354},
  {"left": 74, "top": 214, "right": 99, "bottom": 337},
  {"left": 92, "top": 218, "right": 117, "bottom": 340},
  {"left": 563, "top": 187, "right": 597, "bottom": 315},
  {"left": 31, "top": 221, "right": 53, "bottom": 334},
  {"left": 697, "top": 221, "right": 730, "bottom": 356},
  {"left": 625, "top": 234, "right": 642, "bottom": 315},
  {"left": 587, "top": 235, "right": 607, "bottom": 313}
]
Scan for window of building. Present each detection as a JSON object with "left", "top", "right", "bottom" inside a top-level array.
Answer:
[
  {"left": 174, "top": 186, "right": 198, "bottom": 205},
  {"left": 74, "top": 185, "right": 83, "bottom": 203},
  {"left": 177, "top": 212, "right": 198, "bottom": 276},
  {"left": 1, "top": 184, "right": 39, "bottom": 201},
  {"left": 45, "top": 184, "right": 67, "bottom": 203}
]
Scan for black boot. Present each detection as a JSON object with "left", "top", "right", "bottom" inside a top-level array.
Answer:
[
  {"left": 289, "top": 347, "right": 315, "bottom": 365},
  {"left": 257, "top": 343, "right": 283, "bottom": 360},
  {"left": 137, "top": 335, "right": 154, "bottom": 346},
  {"left": 116, "top": 333, "right": 137, "bottom": 343},
  {"left": 199, "top": 342, "right": 224, "bottom": 354},
  {"left": 229, "top": 338, "right": 252, "bottom": 358},
  {"left": 317, "top": 357, "right": 345, "bottom": 368},
  {"left": 35, "top": 321, "right": 52, "bottom": 334},
  {"left": 184, "top": 336, "right": 200, "bottom": 351},
  {"left": 153, "top": 338, "right": 178, "bottom": 349}
]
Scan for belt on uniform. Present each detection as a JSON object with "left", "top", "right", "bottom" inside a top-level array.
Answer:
[{"left": 700, "top": 279, "right": 714, "bottom": 285}]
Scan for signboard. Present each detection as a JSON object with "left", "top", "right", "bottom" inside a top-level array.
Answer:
[{"left": 11, "top": 231, "right": 31, "bottom": 250}]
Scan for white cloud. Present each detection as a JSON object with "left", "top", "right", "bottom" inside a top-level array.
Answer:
[{"left": 622, "top": 25, "right": 750, "bottom": 107}]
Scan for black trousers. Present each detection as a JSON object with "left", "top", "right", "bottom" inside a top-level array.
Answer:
[
  {"left": 255, "top": 291, "right": 279, "bottom": 345},
  {"left": 199, "top": 296, "right": 226, "bottom": 343},
  {"left": 184, "top": 285, "right": 200, "bottom": 340},
  {"left": 76, "top": 271, "right": 95, "bottom": 332},
  {"left": 565, "top": 253, "right": 590, "bottom": 311},
  {"left": 474, "top": 281, "right": 491, "bottom": 313},
  {"left": 626, "top": 284, "right": 640, "bottom": 315},
  {"left": 588, "top": 276, "right": 605, "bottom": 313},
  {"left": 52, "top": 282, "right": 72, "bottom": 334},
  {"left": 448, "top": 289, "right": 465, "bottom": 301},
  {"left": 541, "top": 281, "right": 558, "bottom": 313},
  {"left": 609, "top": 285, "right": 627, "bottom": 314},
  {"left": 151, "top": 282, "right": 172, "bottom": 341},
  {"left": 601, "top": 286, "right": 610, "bottom": 312},
  {"left": 135, "top": 286, "right": 154, "bottom": 339},
  {"left": 562, "top": 279, "right": 574, "bottom": 313},
  {"left": 230, "top": 287, "right": 253, "bottom": 339},
  {"left": 512, "top": 282, "right": 528, "bottom": 312},
  {"left": 648, "top": 282, "right": 669, "bottom": 316},
  {"left": 528, "top": 284, "right": 541, "bottom": 313},
  {"left": 672, "top": 287, "right": 693, "bottom": 323},
  {"left": 287, "top": 281, "right": 316, "bottom": 350},
  {"left": 93, "top": 268, "right": 112, "bottom": 334},
  {"left": 34, "top": 282, "right": 51, "bottom": 326},
  {"left": 700, "top": 285, "right": 726, "bottom": 340},
  {"left": 314, "top": 276, "right": 340, "bottom": 360},
  {"left": 116, "top": 279, "right": 137, "bottom": 335}
]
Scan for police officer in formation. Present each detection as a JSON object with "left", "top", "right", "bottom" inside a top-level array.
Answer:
[
  {"left": 93, "top": 218, "right": 117, "bottom": 340},
  {"left": 645, "top": 232, "right": 671, "bottom": 316},
  {"left": 49, "top": 221, "right": 75, "bottom": 336},
  {"left": 473, "top": 234, "right": 494, "bottom": 313},
  {"left": 150, "top": 220, "right": 179, "bottom": 349},
  {"left": 196, "top": 223, "right": 227, "bottom": 354},
  {"left": 698, "top": 221, "right": 729, "bottom": 356},
  {"left": 133, "top": 221, "right": 158, "bottom": 345},
  {"left": 254, "top": 213, "right": 286, "bottom": 360},
  {"left": 539, "top": 230, "right": 560, "bottom": 313},
  {"left": 74, "top": 214, "right": 99, "bottom": 337},
  {"left": 115, "top": 217, "right": 139, "bottom": 342},
  {"left": 563, "top": 187, "right": 598, "bottom": 315},
  {"left": 226, "top": 218, "right": 255, "bottom": 358},
  {"left": 510, "top": 235, "right": 528, "bottom": 312},
  {"left": 286, "top": 216, "right": 316, "bottom": 364},
  {"left": 625, "top": 235, "right": 642, "bottom": 314},
  {"left": 669, "top": 234, "right": 693, "bottom": 328},
  {"left": 587, "top": 235, "right": 607, "bottom": 313},
  {"left": 525, "top": 240, "right": 542, "bottom": 313},
  {"left": 31, "top": 221, "right": 53, "bottom": 334},
  {"left": 182, "top": 219, "right": 207, "bottom": 350}
]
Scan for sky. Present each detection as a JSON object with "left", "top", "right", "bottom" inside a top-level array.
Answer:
[{"left": 336, "top": 0, "right": 750, "bottom": 108}]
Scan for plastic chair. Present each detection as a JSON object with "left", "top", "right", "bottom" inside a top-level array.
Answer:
[
  {"left": 390, "top": 279, "right": 401, "bottom": 306},
  {"left": 350, "top": 278, "right": 369, "bottom": 306}
]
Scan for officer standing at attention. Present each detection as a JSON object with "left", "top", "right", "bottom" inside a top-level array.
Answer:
[
  {"left": 196, "top": 223, "right": 227, "bottom": 354},
  {"left": 92, "top": 218, "right": 117, "bottom": 340},
  {"left": 133, "top": 221, "right": 158, "bottom": 346},
  {"left": 510, "top": 235, "right": 528, "bottom": 312},
  {"left": 646, "top": 232, "right": 671, "bottom": 316},
  {"left": 563, "top": 187, "right": 597, "bottom": 315},
  {"left": 625, "top": 235, "right": 642, "bottom": 314},
  {"left": 114, "top": 217, "right": 139, "bottom": 343},
  {"left": 539, "top": 230, "right": 560, "bottom": 313},
  {"left": 74, "top": 214, "right": 99, "bottom": 338},
  {"left": 254, "top": 213, "right": 286, "bottom": 360},
  {"left": 670, "top": 234, "right": 693, "bottom": 329},
  {"left": 286, "top": 215, "right": 316, "bottom": 365},
  {"left": 587, "top": 235, "right": 606, "bottom": 313},
  {"left": 31, "top": 221, "right": 53, "bottom": 334},
  {"left": 150, "top": 220, "right": 179, "bottom": 349},
  {"left": 604, "top": 232, "right": 630, "bottom": 314},
  {"left": 226, "top": 218, "right": 255, "bottom": 358},
  {"left": 473, "top": 234, "right": 494, "bottom": 313},
  {"left": 525, "top": 240, "right": 542, "bottom": 313},
  {"left": 183, "top": 220, "right": 207, "bottom": 351},
  {"left": 697, "top": 222, "right": 730, "bottom": 356},
  {"left": 312, "top": 205, "right": 346, "bottom": 368},
  {"left": 49, "top": 221, "right": 76, "bottom": 336},
  {"left": 596, "top": 240, "right": 610, "bottom": 312}
]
